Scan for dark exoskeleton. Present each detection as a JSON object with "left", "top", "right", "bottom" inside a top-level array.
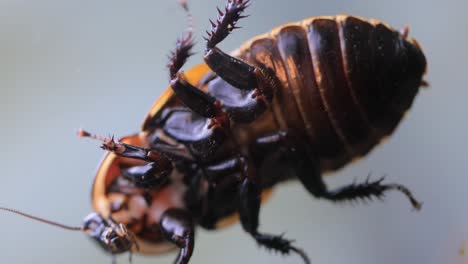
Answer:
[{"left": 21, "top": 1, "right": 424, "bottom": 263}]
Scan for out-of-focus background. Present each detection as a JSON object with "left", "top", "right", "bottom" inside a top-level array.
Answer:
[{"left": 0, "top": 0, "right": 465, "bottom": 263}]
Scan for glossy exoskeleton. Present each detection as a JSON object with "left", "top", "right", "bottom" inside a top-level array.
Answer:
[{"left": 3, "top": 0, "right": 428, "bottom": 263}]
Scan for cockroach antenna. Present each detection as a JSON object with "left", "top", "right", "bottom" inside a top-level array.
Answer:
[
  {"left": 0, "top": 207, "right": 83, "bottom": 231},
  {"left": 1, "top": 206, "right": 139, "bottom": 256}
]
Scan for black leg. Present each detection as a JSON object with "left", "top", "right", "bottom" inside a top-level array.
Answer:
[
  {"left": 167, "top": 0, "right": 225, "bottom": 121},
  {"left": 190, "top": 151, "right": 310, "bottom": 263},
  {"left": 205, "top": 47, "right": 258, "bottom": 90},
  {"left": 167, "top": 15, "right": 228, "bottom": 124},
  {"left": 78, "top": 130, "right": 173, "bottom": 188},
  {"left": 239, "top": 177, "right": 311, "bottom": 264},
  {"left": 204, "top": 0, "right": 255, "bottom": 90},
  {"left": 166, "top": 41, "right": 230, "bottom": 158},
  {"left": 164, "top": 1, "right": 231, "bottom": 158},
  {"left": 203, "top": 0, "right": 280, "bottom": 123},
  {"left": 291, "top": 143, "right": 422, "bottom": 210},
  {"left": 168, "top": 0, "right": 194, "bottom": 80},
  {"left": 230, "top": 153, "right": 310, "bottom": 263},
  {"left": 160, "top": 208, "right": 195, "bottom": 264}
]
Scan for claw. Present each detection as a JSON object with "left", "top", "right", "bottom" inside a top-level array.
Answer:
[{"left": 205, "top": 0, "right": 250, "bottom": 48}]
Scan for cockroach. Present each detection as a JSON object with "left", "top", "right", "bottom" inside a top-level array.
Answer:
[{"left": 3, "top": 0, "right": 427, "bottom": 263}]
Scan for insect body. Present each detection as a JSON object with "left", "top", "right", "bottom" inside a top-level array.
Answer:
[
  {"left": 87, "top": 0, "right": 426, "bottom": 262},
  {"left": 4, "top": 0, "right": 427, "bottom": 263}
]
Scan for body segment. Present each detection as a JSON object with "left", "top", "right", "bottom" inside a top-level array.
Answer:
[{"left": 235, "top": 15, "right": 426, "bottom": 170}]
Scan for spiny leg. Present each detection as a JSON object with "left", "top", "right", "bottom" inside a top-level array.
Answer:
[
  {"left": 165, "top": 1, "right": 232, "bottom": 158},
  {"left": 238, "top": 162, "right": 311, "bottom": 264},
  {"left": 166, "top": 0, "right": 279, "bottom": 155},
  {"left": 283, "top": 135, "right": 423, "bottom": 210},
  {"left": 78, "top": 130, "right": 173, "bottom": 188},
  {"left": 168, "top": 0, "right": 213, "bottom": 118},
  {"left": 160, "top": 208, "right": 195, "bottom": 264},
  {"left": 239, "top": 132, "right": 311, "bottom": 263},
  {"left": 203, "top": 0, "right": 280, "bottom": 123},
  {"left": 167, "top": 16, "right": 226, "bottom": 122},
  {"left": 251, "top": 130, "right": 422, "bottom": 210},
  {"left": 180, "top": 150, "right": 310, "bottom": 262},
  {"left": 204, "top": 0, "right": 254, "bottom": 90},
  {"left": 168, "top": 0, "right": 195, "bottom": 80},
  {"left": 157, "top": 8, "right": 195, "bottom": 263},
  {"left": 185, "top": 153, "right": 310, "bottom": 262},
  {"left": 211, "top": 153, "right": 310, "bottom": 263},
  {"left": 167, "top": 0, "right": 212, "bottom": 118},
  {"left": 168, "top": 0, "right": 212, "bottom": 118}
]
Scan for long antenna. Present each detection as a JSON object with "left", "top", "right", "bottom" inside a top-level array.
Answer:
[{"left": 0, "top": 207, "right": 83, "bottom": 231}]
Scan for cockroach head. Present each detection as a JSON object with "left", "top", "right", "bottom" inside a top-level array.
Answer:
[{"left": 82, "top": 212, "right": 138, "bottom": 254}]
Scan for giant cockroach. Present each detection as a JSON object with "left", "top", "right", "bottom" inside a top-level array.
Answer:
[{"left": 2, "top": 0, "right": 427, "bottom": 263}]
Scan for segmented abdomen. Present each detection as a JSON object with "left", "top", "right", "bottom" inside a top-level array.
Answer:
[{"left": 240, "top": 15, "right": 426, "bottom": 171}]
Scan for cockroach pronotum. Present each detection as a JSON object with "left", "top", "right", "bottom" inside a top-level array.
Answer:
[{"left": 2, "top": 0, "right": 427, "bottom": 263}]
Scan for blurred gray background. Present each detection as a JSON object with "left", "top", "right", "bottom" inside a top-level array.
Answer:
[{"left": 0, "top": 0, "right": 466, "bottom": 263}]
